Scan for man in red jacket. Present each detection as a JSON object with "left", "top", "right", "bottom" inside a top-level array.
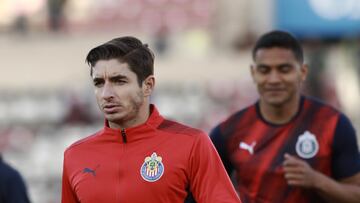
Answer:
[{"left": 61, "top": 36, "right": 241, "bottom": 203}]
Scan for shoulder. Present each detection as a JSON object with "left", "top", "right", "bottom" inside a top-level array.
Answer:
[
  {"left": 336, "top": 113, "right": 354, "bottom": 128},
  {"left": 157, "top": 119, "right": 212, "bottom": 153},
  {"left": 157, "top": 119, "right": 205, "bottom": 138},
  {"left": 333, "top": 113, "right": 356, "bottom": 143},
  {"left": 0, "top": 160, "right": 23, "bottom": 182},
  {"left": 222, "top": 105, "right": 255, "bottom": 126},
  {"left": 64, "top": 131, "right": 101, "bottom": 155},
  {"left": 304, "top": 96, "right": 340, "bottom": 114},
  {"left": 213, "top": 104, "right": 255, "bottom": 137}
]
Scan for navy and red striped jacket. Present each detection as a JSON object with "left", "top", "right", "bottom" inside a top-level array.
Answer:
[{"left": 211, "top": 96, "right": 360, "bottom": 203}]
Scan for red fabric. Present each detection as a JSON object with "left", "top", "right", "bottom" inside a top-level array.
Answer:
[
  {"left": 62, "top": 105, "right": 241, "bottom": 203},
  {"left": 219, "top": 97, "right": 338, "bottom": 203}
]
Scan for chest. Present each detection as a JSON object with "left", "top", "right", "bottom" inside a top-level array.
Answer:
[
  {"left": 227, "top": 119, "right": 337, "bottom": 176},
  {"left": 68, "top": 138, "right": 191, "bottom": 203}
]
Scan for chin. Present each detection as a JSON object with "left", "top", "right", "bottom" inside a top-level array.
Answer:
[
  {"left": 105, "top": 113, "right": 124, "bottom": 122},
  {"left": 263, "top": 97, "right": 287, "bottom": 107}
]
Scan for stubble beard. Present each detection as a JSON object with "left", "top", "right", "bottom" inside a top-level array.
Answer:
[{"left": 111, "top": 90, "right": 145, "bottom": 127}]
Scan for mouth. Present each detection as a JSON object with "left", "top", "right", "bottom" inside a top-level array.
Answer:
[
  {"left": 264, "top": 89, "right": 286, "bottom": 96},
  {"left": 102, "top": 104, "right": 121, "bottom": 114},
  {"left": 264, "top": 88, "right": 286, "bottom": 92},
  {"left": 266, "top": 89, "right": 284, "bottom": 92}
]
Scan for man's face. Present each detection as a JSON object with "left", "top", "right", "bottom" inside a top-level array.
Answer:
[
  {"left": 251, "top": 47, "right": 307, "bottom": 107},
  {"left": 92, "top": 59, "right": 146, "bottom": 127}
]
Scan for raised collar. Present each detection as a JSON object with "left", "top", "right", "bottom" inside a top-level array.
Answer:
[{"left": 100, "top": 104, "right": 164, "bottom": 143}]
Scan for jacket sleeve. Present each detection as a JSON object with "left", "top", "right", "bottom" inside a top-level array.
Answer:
[
  {"left": 188, "top": 132, "right": 241, "bottom": 203},
  {"left": 331, "top": 113, "right": 360, "bottom": 179},
  {"left": 61, "top": 152, "right": 79, "bottom": 203}
]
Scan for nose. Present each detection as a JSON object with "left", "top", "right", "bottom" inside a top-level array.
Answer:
[
  {"left": 102, "top": 82, "right": 114, "bottom": 100},
  {"left": 267, "top": 71, "right": 281, "bottom": 83}
]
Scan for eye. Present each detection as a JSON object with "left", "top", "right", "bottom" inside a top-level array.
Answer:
[
  {"left": 93, "top": 79, "right": 104, "bottom": 87},
  {"left": 257, "top": 66, "right": 270, "bottom": 74},
  {"left": 114, "top": 79, "right": 126, "bottom": 85},
  {"left": 279, "top": 65, "right": 293, "bottom": 73},
  {"left": 109, "top": 76, "right": 128, "bottom": 85}
]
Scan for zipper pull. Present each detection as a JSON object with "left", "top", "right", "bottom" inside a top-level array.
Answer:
[{"left": 121, "top": 128, "right": 127, "bottom": 143}]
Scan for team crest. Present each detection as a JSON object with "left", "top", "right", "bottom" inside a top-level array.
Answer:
[
  {"left": 295, "top": 131, "right": 319, "bottom": 159},
  {"left": 140, "top": 152, "right": 164, "bottom": 182}
]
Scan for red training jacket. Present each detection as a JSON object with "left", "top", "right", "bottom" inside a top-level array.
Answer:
[{"left": 62, "top": 105, "right": 241, "bottom": 203}]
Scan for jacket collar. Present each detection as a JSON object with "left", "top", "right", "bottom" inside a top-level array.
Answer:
[{"left": 100, "top": 104, "right": 164, "bottom": 143}]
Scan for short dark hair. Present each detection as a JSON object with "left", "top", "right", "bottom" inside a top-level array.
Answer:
[
  {"left": 86, "top": 36, "right": 155, "bottom": 86},
  {"left": 252, "top": 30, "right": 304, "bottom": 63}
]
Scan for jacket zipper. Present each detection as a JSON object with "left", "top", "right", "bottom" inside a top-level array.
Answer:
[
  {"left": 118, "top": 129, "right": 127, "bottom": 201},
  {"left": 121, "top": 128, "right": 127, "bottom": 143}
]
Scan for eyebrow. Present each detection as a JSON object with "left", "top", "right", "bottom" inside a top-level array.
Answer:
[
  {"left": 109, "top": 75, "right": 127, "bottom": 81},
  {"left": 92, "top": 74, "right": 128, "bottom": 82},
  {"left": 277, "top": 63, "right": 293, "bottom": 67},
  {"left": 92, "top": 77, "right": 103, "bottom": 82},
  {"left": 256, "top": 63, "right": 293, "bottom": 68},
  {"left": 255, "top": 64, "right": 270, "bottom": 69}
]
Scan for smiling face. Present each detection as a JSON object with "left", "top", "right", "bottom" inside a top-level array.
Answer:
[
  {"left": 92, "top": 59, "right": 154, "bottom": 128},
  {"left": 251, "top": 47, "right": 308, "bottom": 108}
]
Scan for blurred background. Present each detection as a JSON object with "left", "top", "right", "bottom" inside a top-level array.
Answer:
[{"left": 0, "top": 0, "right": 359, "bottom": 202}]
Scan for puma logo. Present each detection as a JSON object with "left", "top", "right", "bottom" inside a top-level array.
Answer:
[
  {"left": 83, "top": 165, "right": 100, "bottom": 177},
  {"left": 239, "top": 141, "right": 256, "bottom": 154}
]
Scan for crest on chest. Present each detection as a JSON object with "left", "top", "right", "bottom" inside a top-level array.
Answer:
[
  {"left": 140, "top": 152, "right": 165, "bottom": 182},
  {"left": 296, "top": 131, "right": 319, "bottom": 159}
]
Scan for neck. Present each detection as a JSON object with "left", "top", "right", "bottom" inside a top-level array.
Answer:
[{"left": 259, "top": 95, "right": 301, "bottom": 125}]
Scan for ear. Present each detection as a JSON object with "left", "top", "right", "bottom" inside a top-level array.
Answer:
[
  {"left": 142, "top": 75, "right": 155, "bottom": 96},
  {"left": 300, "top": 64, "right": 308, "bottom": 82},
  {"left": 250, "top": 64, "right": 256, "bottom": 82}
]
